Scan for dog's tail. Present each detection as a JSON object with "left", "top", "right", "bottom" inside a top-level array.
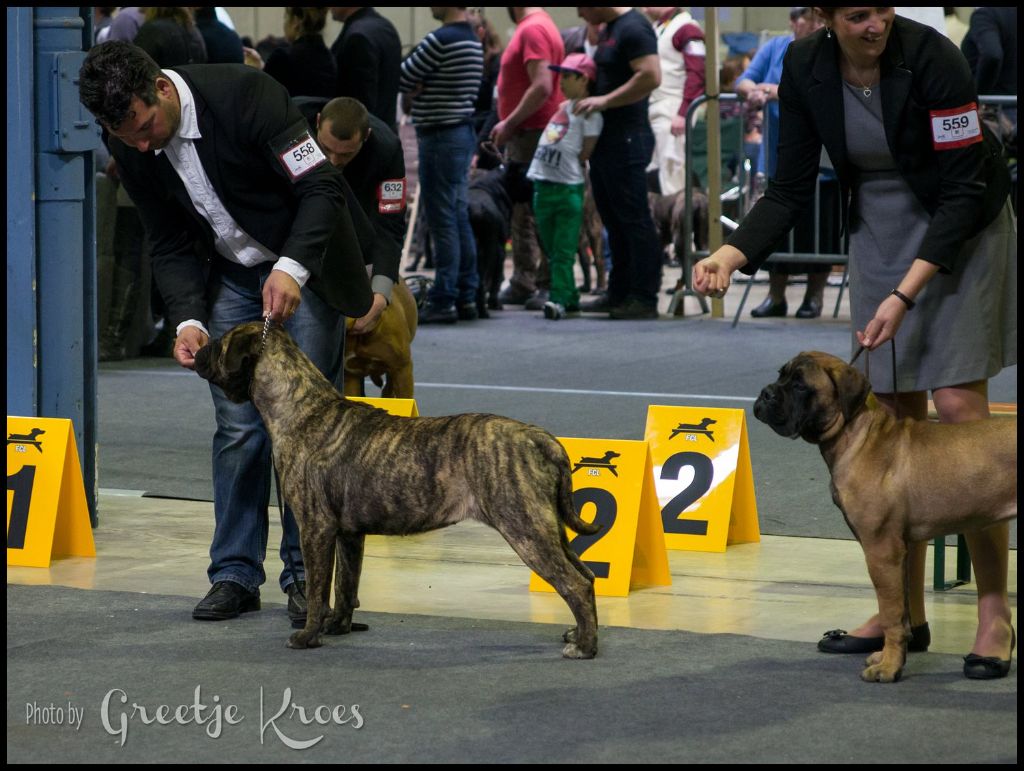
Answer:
[
  {"left": 557, "top": 467, "right": 601, "bottom": 536},
  {"left": 540, "top": 436, "right": 601, "bottom": 537}
]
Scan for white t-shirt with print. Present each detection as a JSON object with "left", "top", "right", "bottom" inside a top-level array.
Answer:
[{"left": 527, "top": 99, "right": 603, "bottom": 186}]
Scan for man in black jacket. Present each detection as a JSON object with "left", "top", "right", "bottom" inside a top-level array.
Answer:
[
  {"left": 329, "top": 7, "right": 402, "bottom": 131},
  {"left": 310, "top": 96, "right": 407, "bottom": 334},
  {"left": 79, "top": 41, "right": 372, "bottom": 624}
]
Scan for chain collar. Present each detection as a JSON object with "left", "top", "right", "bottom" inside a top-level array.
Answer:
[
  {"left": 258, "top": 315, "right": 272, "bottom": 358},
  {"left": 249, "top": 316, "right": 273, "bottom": 401}
]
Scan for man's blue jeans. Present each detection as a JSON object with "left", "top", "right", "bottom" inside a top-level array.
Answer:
[
  {"left": 416, "top": 121, "right": 479, "bottom": 309},
  {"left": 589, "top": 127, "right": 663, "bottom": 308},
  {"left": 205, "top": 259, "right": 345, "bottom": 594}
]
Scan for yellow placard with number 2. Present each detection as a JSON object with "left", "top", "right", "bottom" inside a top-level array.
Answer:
[
  {"left": 644, "top": 405, "right": 760, "bottom": 553},
  {"left": 530, "top": 438, "right": 671, "bottom": 597}
]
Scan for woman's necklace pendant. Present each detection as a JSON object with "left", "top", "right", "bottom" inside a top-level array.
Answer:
[{"left": 862, "top": 86, "right": 872, "bottom": 98}]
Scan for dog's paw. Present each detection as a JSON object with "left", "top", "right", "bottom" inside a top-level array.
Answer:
[
  {"left": 860, "top": 663, "right": 902, "bottom": 683},
  {"left": 561, "top": 642, "right": 597, "bottom": 660},
  {"left": 865, "top": 651, "right": 884, "bottom": 666},
  {"left": 324, "top": 614, "right": 371, "bottom": 635},
  {"left": 287, "top": 629, "right": 323, "bottom": 649},
  {"left": 562, "top": 627, "right": 578, "bottom": 643}
]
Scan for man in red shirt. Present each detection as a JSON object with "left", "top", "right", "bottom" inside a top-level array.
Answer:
[{"left": 491, "top": 7, "right": 565, "bottom": 308}]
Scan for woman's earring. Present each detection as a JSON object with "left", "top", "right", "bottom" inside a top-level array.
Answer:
[{"left": 826, "top": 27, "right": 832, "bottom": 39}]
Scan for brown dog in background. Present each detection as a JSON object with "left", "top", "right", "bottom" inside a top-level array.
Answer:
[
  {"left": 343, "top": 280, "right": 417, "bottom": 399},
  {"left": 754, "top": 351, "right": 1017, "bottom": 683},
  {"left": 577, "top": 176, "right": 606, "bottom": 295},
  {"left": 649, "top": 185, "right": 710, "bottom": 268}
]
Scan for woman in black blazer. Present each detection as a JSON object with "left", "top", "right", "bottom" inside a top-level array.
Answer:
[
  {"left": 694, "top": 8, "right": 1016, "bottom": 678},
  {"left": 263, "top": 7, "right": 337, "bottom": 99}
]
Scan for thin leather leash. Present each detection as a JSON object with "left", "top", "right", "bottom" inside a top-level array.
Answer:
[{"left": 850, "top": 339, "right": 899, "bottom": 419}]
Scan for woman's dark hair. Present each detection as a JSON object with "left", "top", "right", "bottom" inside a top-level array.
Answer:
[
  {"left": 144, "top": 6, "right": 196, "bottom": 30},
  {"left": 285, "top": 7, "right": 328, "bottom": 36},
  {"left": 79, "top": 41, "right": 162, "bottom": 129}
]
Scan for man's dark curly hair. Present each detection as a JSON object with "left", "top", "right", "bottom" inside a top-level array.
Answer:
[{"left": 79, "top": 41, "right": 163, "bottom": 130}]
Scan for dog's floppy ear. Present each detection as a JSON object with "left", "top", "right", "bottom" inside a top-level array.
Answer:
[
  {"left": 829, "top": 362, "right": 871, "bottom": 421},
  {"left": 223, "top": 325, "right": 262, "bottom": 377}
]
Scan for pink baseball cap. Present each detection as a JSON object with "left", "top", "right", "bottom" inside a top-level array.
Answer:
[{"left": 549, "top": 52, "right": 597, "bottom": 82}]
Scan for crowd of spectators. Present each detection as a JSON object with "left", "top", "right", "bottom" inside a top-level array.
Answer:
[{"left": 94, "top": 7, "right": 1015, "bottom": 344}]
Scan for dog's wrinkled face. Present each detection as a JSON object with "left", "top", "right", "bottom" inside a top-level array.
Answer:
[
  {"left": 193, "top": 321, "right": 265, "bottom": 403},
  {"left": 754, "top": 351, "right": 870, "bottom": 443}
]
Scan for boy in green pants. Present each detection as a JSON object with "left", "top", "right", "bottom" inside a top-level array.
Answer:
[{"left": 526, "top": 53, "right": 603, "bottom": 320}]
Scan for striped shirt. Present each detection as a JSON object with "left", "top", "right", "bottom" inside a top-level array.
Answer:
[{"left": 399, "top": 21, "right": 483, "bottom": 128}]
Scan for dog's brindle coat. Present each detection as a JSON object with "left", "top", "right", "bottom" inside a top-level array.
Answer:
[
  {"left": 755, "top": 351, "right": 1017, "bottom": 682},
  {"left": 194, "top": 321, "right": 600, "bottom": 658}
]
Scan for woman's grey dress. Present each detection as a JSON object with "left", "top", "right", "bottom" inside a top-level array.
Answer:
[{"left": 843, "top": 81, "right": 1017, "bottom": 393}]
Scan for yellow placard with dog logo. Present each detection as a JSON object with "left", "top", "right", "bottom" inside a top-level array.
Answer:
[
  {"left": 530, "top": 438, "right": 671, "bottom": 597},
  {"left": 7, "top": 417, "right": 95, "bottom": 567},
  {"left": 348, "top": 397, "right": 419, "bottom": 417},
  {"left": 644, "top": 406, "right": 760, "bottom": 552}
]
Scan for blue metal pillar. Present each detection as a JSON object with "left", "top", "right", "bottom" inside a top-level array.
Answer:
[
  {"left": 6, "top": 7, "right": 101, "bottom": 525},
  {"left": 7, "top": 9, "right": 36, "bottom": 417}
]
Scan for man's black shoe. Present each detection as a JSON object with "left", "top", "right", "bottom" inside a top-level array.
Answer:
[
  {"left": 609, "top": 299, "right": 659, "bottom": 320},
  {"left": 580, "top": 293, "right": 612, "bottom": 312},
  {"left": 286, "top": 580, "right": 307, "bottom": 628},
  {"left": 457, "top": 303, "right": 479, "bottom": 321},
  {"left": 523, "top": 289, "right": 550, "bottom": 311},
  {"left": 193, "top": 581, "right": 260, "bottom": 621},
  {"left": 418, "top": 304, "right": 458, "bottom": 324},
  {"left": 498, "top": 284, "right": 534, "bottom": 305}
]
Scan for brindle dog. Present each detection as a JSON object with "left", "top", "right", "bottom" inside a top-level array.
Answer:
[
  {"left": 194, "top": 321, "right": 600, "bottom": 658},
  {"left": 755, "top": 351, "right": 1017, "bottom": 682}
]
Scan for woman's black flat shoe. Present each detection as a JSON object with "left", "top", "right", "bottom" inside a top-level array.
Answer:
[
  {"left": 750, "top": 297, "right": 787, "bottom": 318},
  {"left": 817, "top": 622, "right": 931, "bottom": 654},
  {"left": 963, "top": 628, "right": 1015, "bottom": 680},
  {"left": 795, "top": 298, "right": 822, "bottom": 318}
]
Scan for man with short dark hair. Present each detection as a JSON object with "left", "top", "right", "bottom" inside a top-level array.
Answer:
[
  {"left": 315, "top": 97, "right": 407, "bottom": 334},
  {"left": 78, "top": 41, "right": 372, "bottom": 624}
]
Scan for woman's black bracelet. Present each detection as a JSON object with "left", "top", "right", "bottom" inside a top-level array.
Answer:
[{"left": 890, "top": 288, "right": 915, "bottom": 310}]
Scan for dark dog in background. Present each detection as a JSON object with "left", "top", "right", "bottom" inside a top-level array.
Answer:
[
  {"left": 755, "top": 351, "right": 1017, "bottom": 683},
  {"left": 194, "top": 321, "right": 601, "bottom": 659},
  {"left": 468, "top": 166, "right": 512, "bottom": 316}
]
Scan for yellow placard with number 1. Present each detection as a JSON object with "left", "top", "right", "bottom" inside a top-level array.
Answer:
[
  {"left": 530, "top": 438, "right": 671, "bottom": 597},
  {"left": 644, "top": 406, "right": 760, "bottom": 553},
  {"left": 7, "top": 417, "right": 95, "bottom": 567}
]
